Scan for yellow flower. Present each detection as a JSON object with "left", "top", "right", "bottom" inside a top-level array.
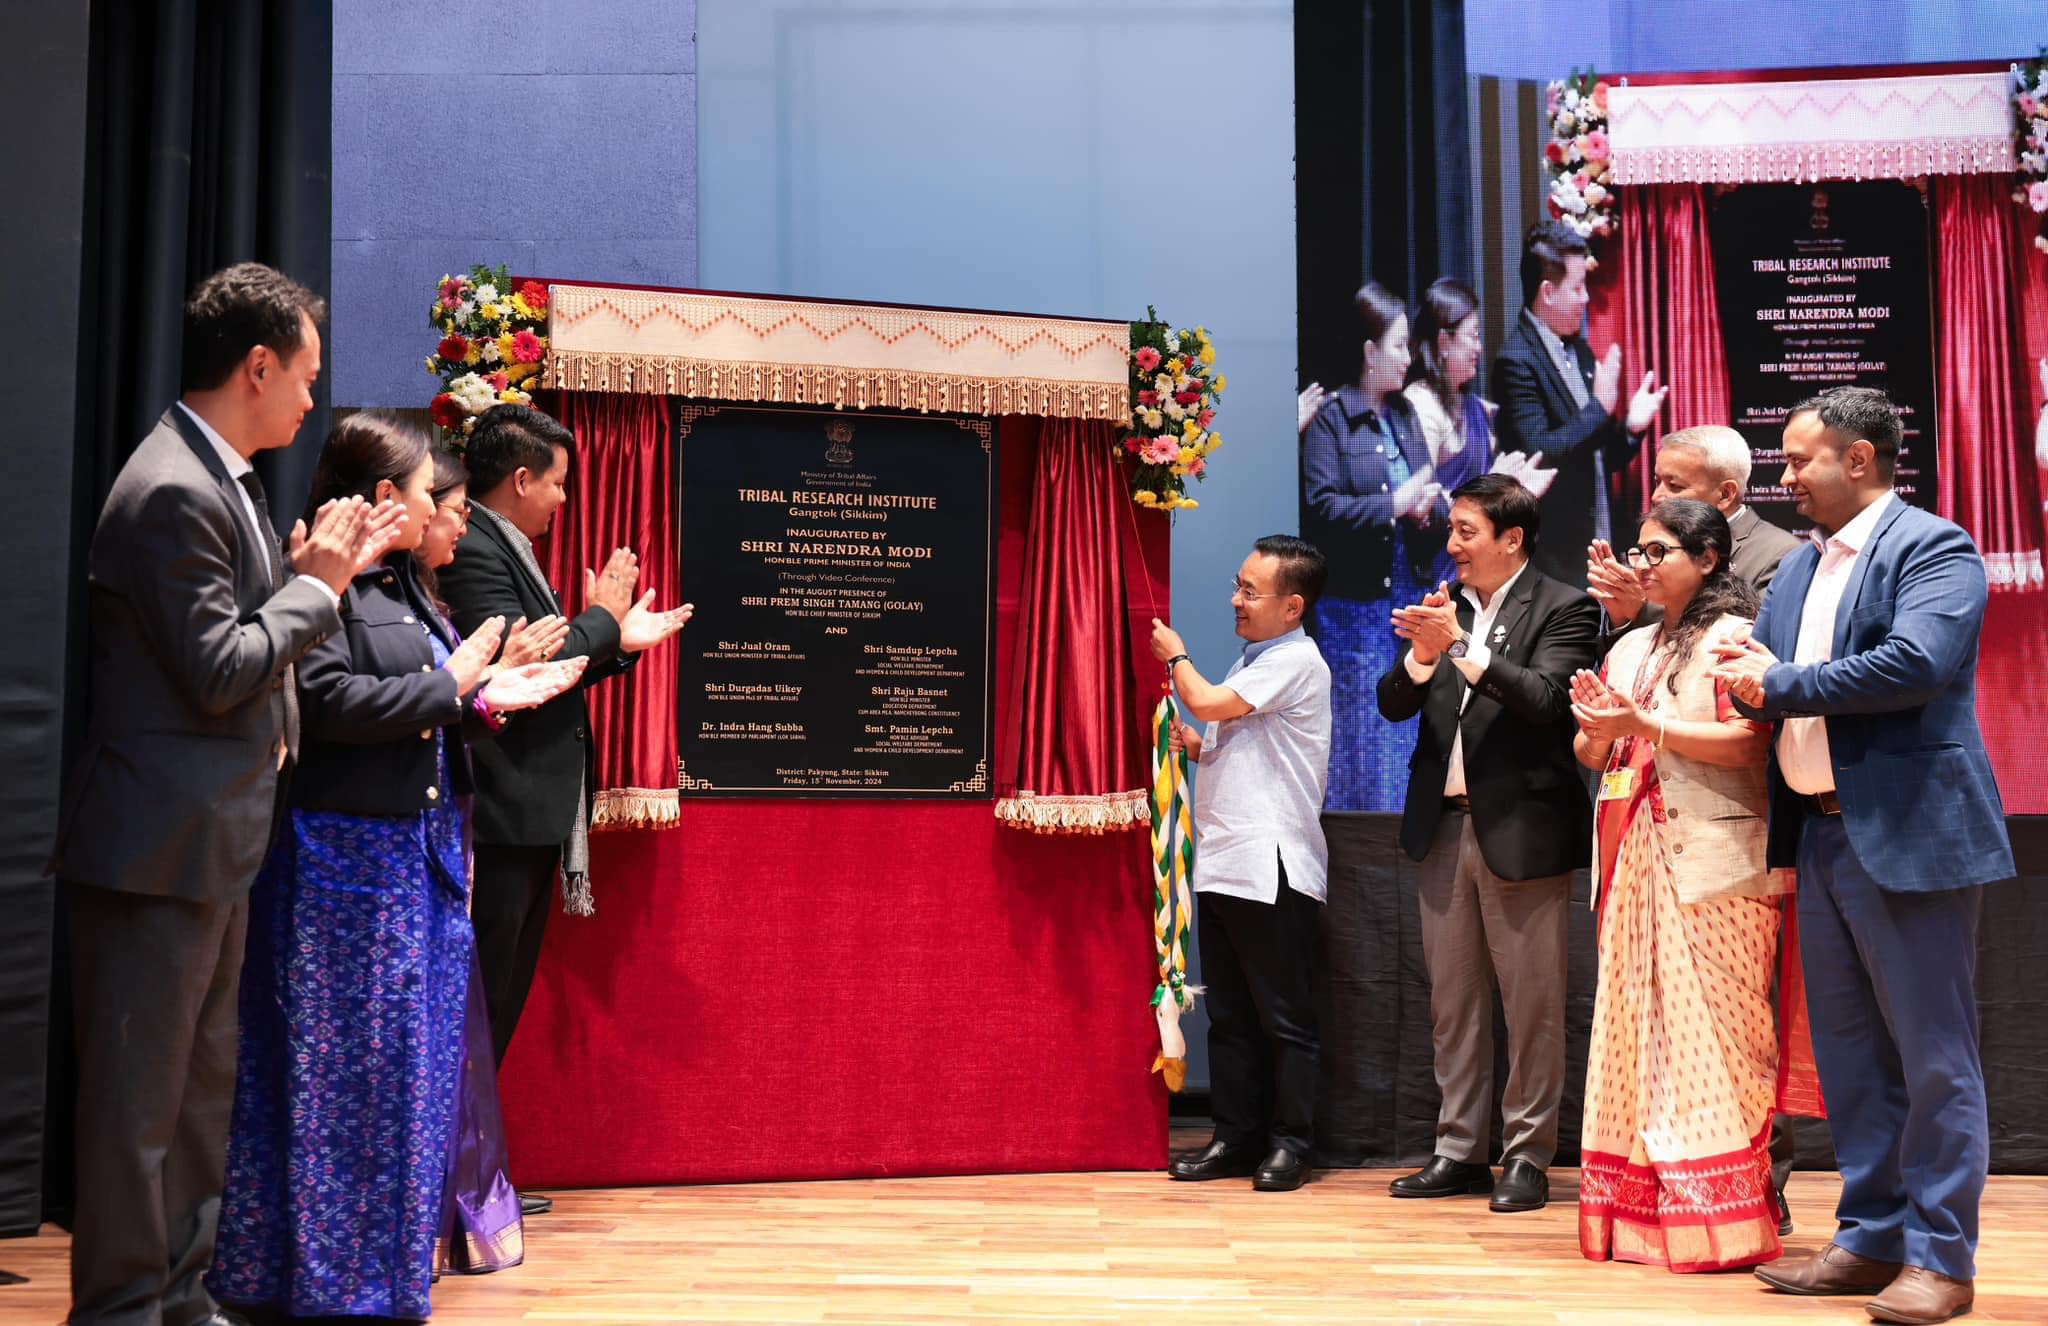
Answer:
[
  {"left": 499, "top": 388, "right": 528, "bottom": 404},
  {"left": 424, "top": 356, "right": 439, "bottom": 374},
  {"left": 1198, "top": 344, "right": 1216, "bottom": 366},
  {"left": 497, "top": 333, "right": 519, "bottom": 362},
  {"left": 510, "top": 292, "right": 539, "bottom": 320},
  {"left": 462, "top": 341, "right": 482, "bottom": 365},
  {"left": 1180, "top": 497, "right": 1199, "bottom": 509},
  {"left": 506, "top": 361, "right": 541, "bottom": 384},
  {"left": 1165, "top": 356, "right": 1184, "bottom": 376},
  {"left": 1134, "top": 490, "right": 1159, "bottom": 507},
  {"left": 1206, "top": 432, "right": 1223, "bottom": 451},
  {"left": 1142, "top": 408, "right": 1164, "bottom": 429},
  {"left": 1178, "top": 446, "right": 1197, "bottom": 466},
  {"left": 1170, "top": 464, "right": 1189, "bottom": 477},
  {"left": 1181, "top": 418, "right": 1201, "bottom": 441},
  {"left": 1213, "top": 374, "right": 1227, "bottom": 392}
]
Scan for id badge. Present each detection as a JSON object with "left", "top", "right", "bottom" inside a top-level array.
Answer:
[{"left": 1598, "top": 767, "right": 1638, "bottom": 802}]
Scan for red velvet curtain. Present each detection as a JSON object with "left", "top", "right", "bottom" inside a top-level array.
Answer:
[
  {"left": 1934, "top": 176, "right": 2046, "bottom": 592},
  {"left": 995, "top": 417, "right": 1168, "bottom": 833},
  {"left": 530, "top": 390, "right": 681, "bottom": 826},
  {"left": 1600, "top": 184, "right": 1734, "bottom": 505}
]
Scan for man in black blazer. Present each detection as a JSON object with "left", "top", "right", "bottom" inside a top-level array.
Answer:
[
  {"left": 1376, "top": 473, "right": 1600, "bottom": 1215},
  {"left": 52, "top": 264, "right": 401, "bottom": 1326},
  {"left": 437, "top": 406, "right": 691, "bottom": 1090},
  {"left": 1492, "top": 220, "right": 1668, "bottom": 586}
]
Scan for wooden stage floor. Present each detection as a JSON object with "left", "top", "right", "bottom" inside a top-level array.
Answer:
[{"left": 4, "top": 1162, "right": 2043, "bottom": 1324}]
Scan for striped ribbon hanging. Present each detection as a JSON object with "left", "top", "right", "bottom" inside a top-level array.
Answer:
[{"left": 1149, "top": 687, "right": 1199, "bottom": 1091}]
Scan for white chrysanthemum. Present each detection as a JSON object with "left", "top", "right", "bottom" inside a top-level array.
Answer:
[
  {"left": 475, "top": 283, "right": 500, "bottom": 304},
  {"left": 449, "top": 372, "right": 499, "bottom": 413}
]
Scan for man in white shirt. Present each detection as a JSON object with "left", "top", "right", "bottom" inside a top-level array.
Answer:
[
  {"left": 1716, "top": 387, "right": 2012, "bottom": 1325},
  {"left": 1149, "top": 535, "right": 1332, "bottom": 1193},
  {"left": 1375, "top": 473, "right": 1600, "bottom": 1215}
]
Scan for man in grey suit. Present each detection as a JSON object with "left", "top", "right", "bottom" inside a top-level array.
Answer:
[
  {"left": 1586, "top": 424, "right": 1802, "bottom": 630},
  {"left": 51, "top": 263, "right": 403, "bottom": 1326}
]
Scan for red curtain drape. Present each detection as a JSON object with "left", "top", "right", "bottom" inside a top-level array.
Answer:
[
  {"left": 530, "top": 390, "right": 681, "bottom": 826},
  {"left": 1934, "top": 175, "right": 2046, "bottom": 592},
  {"left": 994, "top": 417, "right": 1168, "bottom": 833},
  {"left": 1596, "top": 184, "right": 1734, "bottom": 506}
]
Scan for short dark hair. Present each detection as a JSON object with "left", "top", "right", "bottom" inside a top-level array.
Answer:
[
  {"left": 1788, "top": 385, "right": 1902, "bottom": 480},
  {"left": 1409, "top": 276, "right": 1482, "bottom": 408},
  {"left": 1449, "top": 472, "right": 1541, "bottom": 548},
  {"left": 465, "top": 403, "right": 575, "bottom": 496},
  {"left": 428, "top": 439, "right": 469, "bottom": 503},
  {"left": 302, "top": 411, "right": 432, "bottom": 527},
  {"left": 1253, "top": 534, "right": 1329, "bottom": 610},
  {"left": 182, "top": 262, "right": 327, "bottom": 392},
  {"left": 1354, "top": 281, "right": 1407, "bottom": 347},
  {"left": 1519, "top": 220, "right": 1589, "bottom": 310}
]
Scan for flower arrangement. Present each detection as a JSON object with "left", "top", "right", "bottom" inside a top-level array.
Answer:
[
  {"left": 1123, "top": 309, "right": 1224, "bottom": 512},
  {"left": 424, "top": 263, "right": 551, "bottom": 443},
  {"left": 1544, "top": 70, "right": 1617, "bottom": 257},
  {"left": 2015, "top": 50, "right": 2048, "bottom": 255}
]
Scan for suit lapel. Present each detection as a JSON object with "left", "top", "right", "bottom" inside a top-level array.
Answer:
[
  {"left": 1479, "top": 565, "right": 1538, "bottom": 670},
  {"left": 1831, "top": 498, "right": 1907, "bottom": 660},
  {"left": 469, "top": 507, "right": 555, "bottom": 606},
  {"left": 163, "top": 406, "right": 266, "bottom": 603},
  {"left": 1762, "top": 543, "right": 1819, "bottom": 657},
  {"left": 1513, "top": 319, "right": 1579, "bottom": 417}
]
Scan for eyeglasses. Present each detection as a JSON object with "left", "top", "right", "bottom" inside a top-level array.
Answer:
[
  {"left": 1623, "top": 541, "right": 1676, "bottom": 567},
  {"left": 436, "top": 498, "right": 472, "bottom": 520},
  {"left": 1230, "top": 578, "right": 1292, "bottom": 603}
]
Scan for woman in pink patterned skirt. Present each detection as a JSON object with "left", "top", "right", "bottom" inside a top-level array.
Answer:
[{"left": 1568, "top": 498, "right": 1793, "bottom": 1272}]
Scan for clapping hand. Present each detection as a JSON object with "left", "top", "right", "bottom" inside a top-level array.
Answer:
[
  {"left": 1593, "top": 345, "right": 1623, "bottom": 412},
  {"left": 500, "top": 614, "right": 571, "bottom": 668},
  {"left": 1391, "top": 581, "right": 1461, "bottom": 664},
  {"left": 443, "top": 616, "right": 507, "bottom": 694},
  {"left": 1297, "top": 383, "right": 1329, "bottom": 435},
  {"left": 1625, "top": 370, "right": 1670, "bottom": 434},
  {"left": 1490, "top": 449, "right": 1558, "bottom": 500},
  {"left": 481, "top": 656, "right": 590, "bottom": 712},
  {"left": 586, "top": 547, "right": 640, "bottom": 623},
  {"left": 619, "top": 590, "right": 694, "bottom": 653},
  {"left": 290, "top": 496, "right": 411, "bottom": 594},
  {"left": 1393, "top": 466, "right": 1443, "bottom": 523},
  {"left": 1585, "top": 539, "right": 1646, "bottom": 624},
  {"left": 1710, "top": 628, "right": 1777, "bottom": 708},
  {"left": 1569, "top": 667, "right": 1647, "bottom": 742}
]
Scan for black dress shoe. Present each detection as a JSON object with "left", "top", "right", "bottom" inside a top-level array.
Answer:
[
  {"left": 1773, "top": 1180, "right": 1794, "bottom": 1237},
  {"left": 1167, "top": 1138, "right": 1260, "bottom": 1182},
  {"left": 518, "top": 1190, "right": 554, "bottom": 1216},
  {"left": 1489, "top": 1157, "right": 1548, "bottom": 1212},
  {"left": 1252, "top": 1147, "right": 1307, "bottom": 1192},
  {"left": 1388, "top": 1155, "right": 1494, "bottom": 1198}
]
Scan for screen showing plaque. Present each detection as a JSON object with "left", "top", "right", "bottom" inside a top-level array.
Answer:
[
  {"left": 1710, "top": 179, "right": 1939, "bottom": 527},
  {"left": 676, "top": 405, "right": 994, "bottom": 798}
]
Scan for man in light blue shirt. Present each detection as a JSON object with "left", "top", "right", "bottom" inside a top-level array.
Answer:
[{"left": 1149, "top": 535, "right": 1332, "bottom": 1192}]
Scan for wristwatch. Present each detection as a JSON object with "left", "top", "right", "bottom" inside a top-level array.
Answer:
[{"left": 1445, "top": 631, "right": 1471, "bottom": 660}]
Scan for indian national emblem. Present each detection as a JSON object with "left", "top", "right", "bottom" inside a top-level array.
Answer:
[{"left": 825, "top": 418, "right": 855, "bottom": 466}]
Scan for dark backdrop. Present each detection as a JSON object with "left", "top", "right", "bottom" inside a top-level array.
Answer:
[
  {"left": 2, "top": 0, "right": 334, "bottom": 1236},
  {"left": 1295, "top": 0, "right": 1472, "bottom": 391}
]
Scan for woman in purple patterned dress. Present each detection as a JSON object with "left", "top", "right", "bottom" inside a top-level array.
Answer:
[{"left": 210, "top": 415, "right": 581, "bottom": 1320}]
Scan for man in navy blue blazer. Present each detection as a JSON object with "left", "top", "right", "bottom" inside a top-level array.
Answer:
[{"left": 1714, "top": 386, "right": 2012, "bottom": 1326}]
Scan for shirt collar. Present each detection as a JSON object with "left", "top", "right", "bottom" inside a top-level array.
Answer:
[
  {"left": 1460, "top": 559, "right": 1530, "bottom": 613},
  {"left": 177, "top": 401, "right": 251, "bottom": 479},
  {"left": 1820, "top": 491, "right": 1895, "bottom": 554},
  {"left": 1243, "top": 624, "right": 1307, "bottom": 664},
  {"left": 1335, "top": 384, "right": 1390, "bottom": 428},
  {"left": 472, "top": 497, "right": 536, "bottom": 554},
  {"left": 1522, "top": 307, "right": 1577, "bottom": 359}
]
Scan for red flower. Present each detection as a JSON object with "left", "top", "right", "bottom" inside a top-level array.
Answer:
[
  {"left": 1138, "top": 389, "right": 1160, "bottom": 407},
  {"left": 488, "top": 372, "right": 510, "bottom": 392},
  {"left": 437, "top": 334, "right": 469, "bottom": 363},
  {"left": 1123, "top": 436, "right": 1145, "bottom": 454},
  {"left": 1547, "top": 198, "right": 1564, "bottom": 219},
  {"left": 518, "top": 280, "right": 549, "bottom": 309},
  {"left": 429, "top": 393, "right": 465, "bottom": 429},
  {"left": 1544, "top": 140, "right": 1567, "bottom": 166},
  {"left": 511, "top": 329, "right": 545, "bottom": 363},
  {"left": 438, "top": 276, "right": 468, "bottom": 309},
  {"left": 1134, "top": 346, "right": 1162, "bottom": 372},
  {"left": 1197, "top": 408, "right": 1216, "bottom": 428},
  {"left": 1174, "top": 390, "right": 1202, "bottom": 406}
]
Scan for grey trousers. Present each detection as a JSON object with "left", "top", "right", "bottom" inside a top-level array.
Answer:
[
  {"left": 1415, "top": 809, "right": 1571, "bottom": 1169},
  {"left": 65, "top": 881, "right": 248, "bottom": 1326}
]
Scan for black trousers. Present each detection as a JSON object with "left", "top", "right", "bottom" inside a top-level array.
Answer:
[
  {"left": 65, "top": 880, "right": 248, "bottom": 1326},
  {"left": 1197, "top": 871, "right": 1322, "bottom": 1158},
  {"left": 471, "top": 842, "right": 562, "bottom": 1066}
]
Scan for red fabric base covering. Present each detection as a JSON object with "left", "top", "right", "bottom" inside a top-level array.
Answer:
[{"left": 496, "top": 804, "right": 1168, "bottom": 1187}]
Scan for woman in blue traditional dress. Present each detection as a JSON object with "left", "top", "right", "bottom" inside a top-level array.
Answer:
[
  {"left": 1399, "top": 277, "right": 1497, "bottom": 594},
  {"left": 211, "top": 414, "right": 582, "bottom": 1320},
  {"left": 1301, "top": 282, "right": 1441, "bottom": 811}
]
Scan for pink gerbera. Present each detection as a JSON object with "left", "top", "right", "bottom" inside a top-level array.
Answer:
[
  {"left": 1134, "top": 346, "right": 1162, "bottom": 372},
  {"left": 512, "top": 329, "right": 545, "bottom": 363}
]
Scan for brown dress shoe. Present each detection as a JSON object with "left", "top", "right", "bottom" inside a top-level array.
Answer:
[
  {"left": 1754, "top": 1240, "right": 1903, "bottom": 1296},
  {"left": 1865, "top": 1266, "right": 1975, "bottom": 1324}
]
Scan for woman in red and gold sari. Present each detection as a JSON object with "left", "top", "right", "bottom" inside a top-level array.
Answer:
[{"left": 1569, "top": 497, "right": 1793, "bottom": 1272}]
